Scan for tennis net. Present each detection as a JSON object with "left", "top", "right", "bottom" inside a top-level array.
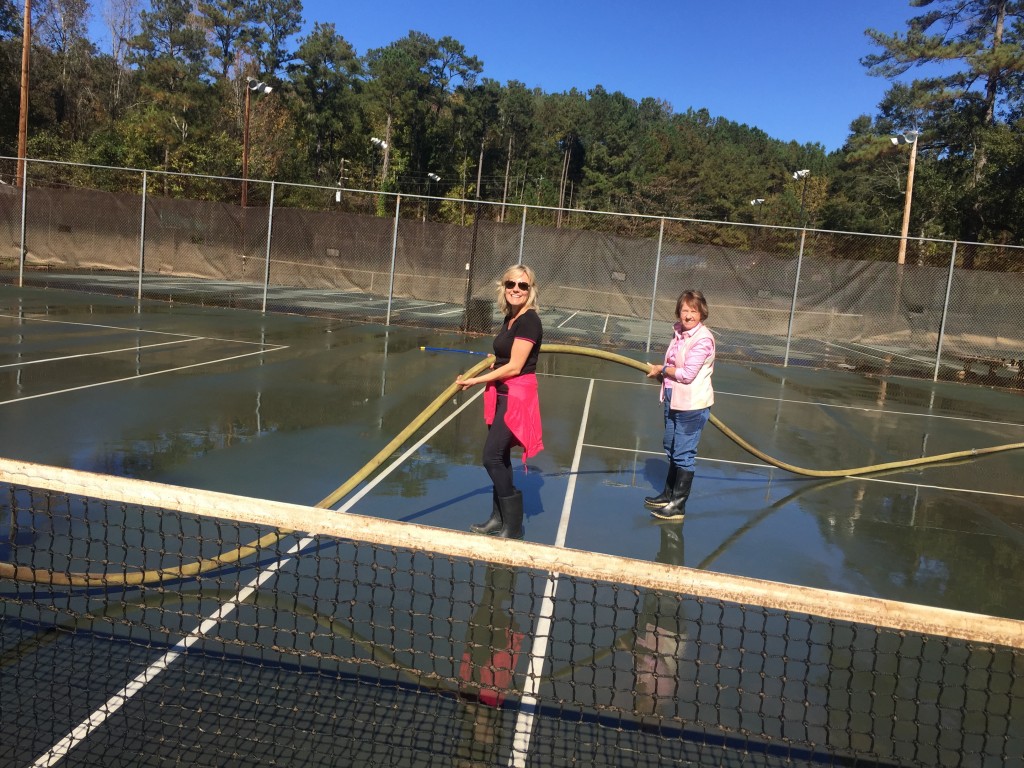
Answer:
[{"left": 2, "top": 457, "right": 1023, "bottom": 768}]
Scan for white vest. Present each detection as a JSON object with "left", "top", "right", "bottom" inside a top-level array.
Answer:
[{"left": 665, "top": 325, "right": 715, "bottom": 411}]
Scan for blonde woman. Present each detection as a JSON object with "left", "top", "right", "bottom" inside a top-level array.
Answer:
[{"left": 456, "top": 265, "right": 544, "bottom": 539}]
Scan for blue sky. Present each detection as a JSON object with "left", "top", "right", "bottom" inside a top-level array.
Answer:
[{"left": 293, "top": 0, "right": 917, "bottom": 152}]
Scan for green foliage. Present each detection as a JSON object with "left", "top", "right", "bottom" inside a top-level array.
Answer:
[
  {"left": 7, "top": 1, "right": 1024, "bottom": 251},
  {"left": 0, "top": 0, "right": 19, "bottom": 39}
]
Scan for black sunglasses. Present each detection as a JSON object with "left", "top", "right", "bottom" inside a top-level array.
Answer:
[{"left": 504, "top": 280, "right": 531, "bottom": 291}]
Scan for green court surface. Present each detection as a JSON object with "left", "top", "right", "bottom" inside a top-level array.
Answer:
[
  {"left": 2, "top": 285, "right": 1024, "bottom": 768},
  {"left": 1, "top": 285, "right": 1022, "bottom": 616}
]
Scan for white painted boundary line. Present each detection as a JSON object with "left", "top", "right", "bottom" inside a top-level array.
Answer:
[
  {"left": 29, "top": 387, "right": 485, "bottom": 767},
  {"left": 541, "top": 370, "right": 1024, "bottom": 430},
  {"left": 509, "top": 378, "right": 595, "bottom": 768},
  {"left": 0, "top": 347, "right": 289, "bottom": 407},
  {"left": 331, "top": 389, "right": 484, "bottom": 513},
  {"left": 29, "top": 544, "right": 299, "bottom": 768},
  {"left": 582, "top": 441, "right": 1024, "bottom": 498},
  {"left": 0, "top": 338, "right": 197, "bottom": 369},
  {"left": 857, "top": 476, "right": 1024, "bottom": 500},
  {"left": 556, "top": 311, "right": 579, "bottom": 329},
  {"left": 0, "top": 313, "right": 271, "bottom": 346}
]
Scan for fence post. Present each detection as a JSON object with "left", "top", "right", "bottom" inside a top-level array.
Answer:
[
  {"left": 933, "top": 240, "right": 958, "bottom": 382},
  {"left": 137, "top": 170, "right": 147, "bottom": 307},
  {"left": 18, "top": 159, "right": 27, "bottom": 287},
  {"left": 517, "top": 205, "right": 527, "bottom": 265},
  {"left": 783, "top": 229, "right": 807, "bottom": 367},
  {"left": 386, "top": 195, "right": 401, "bottom": 326},
  {"left": 261, "top": 181, "right": 275, "bottom": 313},
  {"left": 646, "top": 218, "right": 666, "bottom": 353}
]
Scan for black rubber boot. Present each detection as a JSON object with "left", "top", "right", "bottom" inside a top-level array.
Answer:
[
  {"left": 470, "top": 488, "right": 503, "bottom": 535},
  {"left": 644, "top": 464, "right": 678, "bottom": 509},
  {"left": 650, "top": 470, "right": 693, "bottom": 521},
  {"left": 496, "top": 490, "right": 524, "bottom": 539}
]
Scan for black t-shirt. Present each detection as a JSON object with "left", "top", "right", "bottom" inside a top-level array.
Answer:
[{"left": 493, "top": 309, "right": 543, "bottom": 375}]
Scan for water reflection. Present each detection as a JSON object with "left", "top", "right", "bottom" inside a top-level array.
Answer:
[
  {"left": 633, "top": 523, "right": 688, "bottom": 718},
  {"left": 456, "top": 564, "right": 523, "bottom": 766}
]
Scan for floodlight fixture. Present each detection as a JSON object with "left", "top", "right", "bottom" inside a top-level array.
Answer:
[
  {"left": 427, "top": 172, "right": 441, "bottom": 182},
  {"left": 247, "top": 76, "right": 273, "bottom": 95},
  {"left": 370, "top": 137, "right": 388, "bottom": 149},
  {"left": 750, "top": 198, "right": 765, "bottom": 205},
  {"left": 792, "top": 169, "right": 810, "bottom": 180},
  {"left": 891, "top": 130, "right": 919, "bottom": 146}
]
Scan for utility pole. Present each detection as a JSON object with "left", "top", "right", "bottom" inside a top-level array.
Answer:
[
  {"left": 16, "top": 0, "right": 32, "bottom": 188},
  {"left": 891, "top": 131, "right": 920, "bottom": 266}
]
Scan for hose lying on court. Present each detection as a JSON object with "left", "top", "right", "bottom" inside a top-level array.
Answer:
[
  {"left": 543, "top": 344, "right": 1024, "bottom": 478},
  {"left": 3, "top": 344, "right": 1021, "bottom": 587}
]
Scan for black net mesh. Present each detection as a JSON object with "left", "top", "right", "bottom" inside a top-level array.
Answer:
[{"left": 2, "top": 468, "right": 1023, "bottom": 768}]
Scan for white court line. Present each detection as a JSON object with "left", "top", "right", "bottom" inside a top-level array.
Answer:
[
  {"left": 556, "top": 311, "right": 579, "bottom": 329},
  {"left": 30, "top": 387, "right": 485, "bottom": 767},
  {"left": 0, "top": 338, "right": 198, "bottom": 369},
  {"left": 0, "top": 313, "right": 270, "bottom": 346},
  {"left": 330, "top": 388, "right": 485, "bottom": 512},
  {"left": 716, "top": 389, "right": 1024, "bottom": 428},
  {"left": 0, "top": 347, "right": 288, "bottom": 407},
  {"left": 811, "top": 337, "right": 932, "bottom": 367},
  {"left": 582, "top": 441, "right": 1024, "bottom": 497},
  {"left": 539, "top": 370, "right": 1024, "bottom": 430},
  {"left": 30, "top": 539, "right": 300, "bottom": 768},
  {"left": 856, "top": 476, "right": 1024, "bottom": 500},
  {"left": 510, "top": 378, "right": 595, "bottom": 768}
]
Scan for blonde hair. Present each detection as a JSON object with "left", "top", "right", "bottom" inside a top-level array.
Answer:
[{"left": 496, "top": 265, "right": 540, "bottom": 315}]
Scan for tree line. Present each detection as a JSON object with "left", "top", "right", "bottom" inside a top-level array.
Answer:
[{"left": 1, "top": 0, "right": 1022, "bottom": 261}]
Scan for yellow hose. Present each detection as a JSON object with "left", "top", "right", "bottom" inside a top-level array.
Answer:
[
  {"left": 543, "top": 343, "right": 1024, "bottom": 478},
  {"left": 0, "top": 356, "right": 495, "bottom": 587},
  {"left": 3, "top": 345, "right": 1020, "bottom": 587}
]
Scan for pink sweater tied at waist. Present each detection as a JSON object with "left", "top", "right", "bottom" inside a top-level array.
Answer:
[{"left": 482, "top": 373, "right": 544, "bottom": 463}]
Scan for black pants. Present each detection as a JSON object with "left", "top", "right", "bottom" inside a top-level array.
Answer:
[{"left": 482, "top": 394, "right": 516, "bottom": 497}]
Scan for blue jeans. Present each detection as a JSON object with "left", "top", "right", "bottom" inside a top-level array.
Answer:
[{"left": 662, "top": 400, "right": 710, "bottom": 472}]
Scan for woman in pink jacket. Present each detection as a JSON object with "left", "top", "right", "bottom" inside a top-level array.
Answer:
[
  {"left": 644, "top": 290, "right": 715, "bottom": 520},
  {"left": 456, "top": 265, "right": 544, "bottom": 539}
]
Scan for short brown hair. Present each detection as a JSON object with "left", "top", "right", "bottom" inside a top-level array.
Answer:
[{"left": 675, "top": 290, "right": 709, "bottom": 321}]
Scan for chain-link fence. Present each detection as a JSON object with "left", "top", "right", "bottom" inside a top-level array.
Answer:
[{"left": 2, "top": 157, "right": 1022, "bottom": 389}]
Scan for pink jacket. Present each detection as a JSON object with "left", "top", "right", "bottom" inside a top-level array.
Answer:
[
  {"left": 661, "top": 323, "right": 715, "bottom": 411},
  {"left": 483, "top": 373, "right": 544, "bottom": 462}
]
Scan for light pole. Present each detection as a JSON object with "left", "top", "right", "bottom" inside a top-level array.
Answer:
[
  {"left": 891, "top": 131, "right": 920, "bottom": 265},
  {"left": 792, "top": 169, "right": 810, "bottom": 226},
  {"left": 370, "top": 137, "right": 388, "bottom": 189},
  {"left": 242, "top": 76, "right": 273, "bottom": 207},
  {"left": 425, "top": 172, "right": 440, "bottom": 221},
  {"left": 783, "top": 171, "right": 810, "bottom": 368}
]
